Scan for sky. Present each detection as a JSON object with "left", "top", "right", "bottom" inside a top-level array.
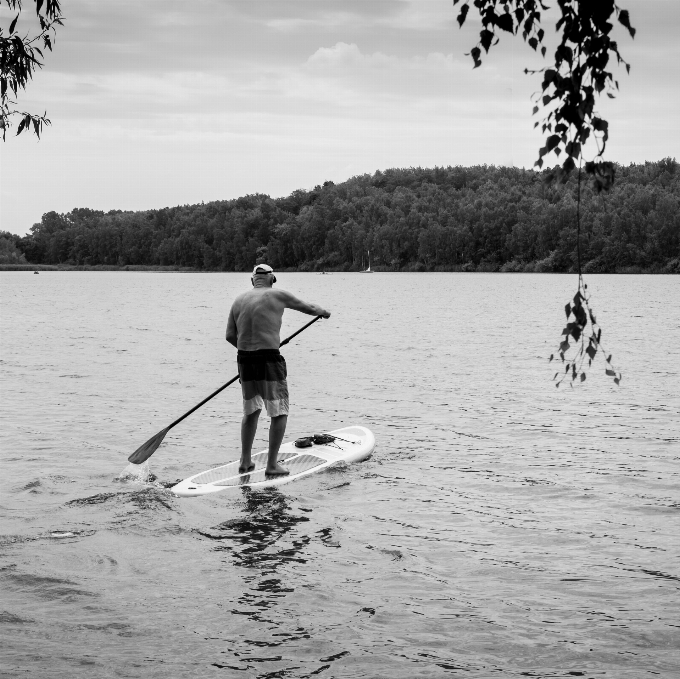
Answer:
[{"left": 1, "top": 0, "right": 678, "bottom": 236}]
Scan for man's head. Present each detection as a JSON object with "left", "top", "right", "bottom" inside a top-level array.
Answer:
[{"left": 251, "top": 263, "right": 277, "bottom": 286}]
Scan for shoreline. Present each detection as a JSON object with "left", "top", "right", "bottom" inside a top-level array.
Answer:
[{"left": 1, "top": 263, "right": 678, "bottom": 274}]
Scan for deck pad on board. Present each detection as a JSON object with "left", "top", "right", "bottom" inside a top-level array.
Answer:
[
  {"left": 190, "top": 451, "right": 297, "bottom": 485},
  {"left": 214, "top": 454, "right": 326, "bottom": 487},
  {"left": 170, "top": 425, "right": 375, "bottom": 497}
]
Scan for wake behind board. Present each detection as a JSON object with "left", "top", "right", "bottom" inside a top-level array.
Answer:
[{"left": 170, "top": 426, "right": 375, "bottom": 497}]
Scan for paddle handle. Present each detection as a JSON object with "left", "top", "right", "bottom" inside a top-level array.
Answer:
[
  {"left": 166, "top": 315, "right": 323, "bottom": 432},
  {"left": 280, "top": 315, "right": 322, "bottom": 347}
]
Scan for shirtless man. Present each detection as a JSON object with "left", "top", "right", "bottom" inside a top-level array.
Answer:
[{"left": 226, "top": 264, "right": 331, "bottom": 476}]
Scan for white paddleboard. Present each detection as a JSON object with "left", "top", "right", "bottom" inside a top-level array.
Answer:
[{"left": 170, "top": 425, "right": 375, "bottom": 497}]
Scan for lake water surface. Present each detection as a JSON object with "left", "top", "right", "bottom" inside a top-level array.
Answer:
[{"left": 1, "top": 272, "right": 679, "bottom": 678}]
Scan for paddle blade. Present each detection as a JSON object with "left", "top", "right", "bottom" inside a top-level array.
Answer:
[{"left": 128, "top": 427, "right": 169, "bottom": 464}]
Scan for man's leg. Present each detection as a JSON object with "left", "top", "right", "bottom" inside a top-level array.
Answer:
[
  {"left": 266, "top": 414, "right": 289, "bottom": 475},
  {"left": 240, "top": 409, "right": 261, "bottom": 472}
]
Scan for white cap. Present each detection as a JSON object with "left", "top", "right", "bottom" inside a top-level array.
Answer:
[{"left": 252, "top": 263, "right": 274, "bottom": 275}]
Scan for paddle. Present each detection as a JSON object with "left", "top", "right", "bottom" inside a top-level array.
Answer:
[{"left": 127, "top": 315, "right": 323, "bottom": 464}]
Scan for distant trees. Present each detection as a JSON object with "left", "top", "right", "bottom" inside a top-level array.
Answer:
[
  {"left": 0, "top": 230, "right": 27, "bottom": 263},
  {"left": 9, "top": 161, "right": 680, "bottom": 273}
]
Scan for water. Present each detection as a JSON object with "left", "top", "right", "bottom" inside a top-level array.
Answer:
[{"left": 1, "top": 271, "right": 678, "bottom": 678}]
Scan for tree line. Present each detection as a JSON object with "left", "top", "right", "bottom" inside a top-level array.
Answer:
[{"left": 3, "top": 159, "right": 678, "bottom": 273}]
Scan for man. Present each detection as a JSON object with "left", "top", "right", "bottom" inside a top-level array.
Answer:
[{"left": 226, "top": 264, "right": 331, "bottom": 476}]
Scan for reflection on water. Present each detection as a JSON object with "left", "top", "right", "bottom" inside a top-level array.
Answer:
[
  {"left": 1, "top": 272, "right": 679, "bottom": 678},
  {"left": 205, "top": 490, "right": 311, "bottom": 573},
  {"left": 199, "top": 490, "right": 317, "bottom": 672}
]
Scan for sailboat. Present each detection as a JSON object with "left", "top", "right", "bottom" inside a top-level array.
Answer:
[{"left": 360, "top": 250, "right": 374, "bottom": 273}]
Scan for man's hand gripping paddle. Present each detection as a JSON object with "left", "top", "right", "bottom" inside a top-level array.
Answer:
[{"left": 127, "top": 316, "right": 322, "bottom": 464}]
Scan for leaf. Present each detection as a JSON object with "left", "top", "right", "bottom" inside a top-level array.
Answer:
[
  {"left": 457, "top": 3, "right": 470, "bottom": 28},
  {"left": 543, "top": 69, "right": 557, "bottom": 86},
  {"left": 607, "top": 354, "right": 612, "bottom": 363},
  {"left": 560, "top": 340, "right": 570, "bottom": 353},
  {"left": 564, "top": 302, "right": 571, "bottom": 318},
  {"left": 592, "top": 117, "right": 608, "bottom": 133},
  {"left": 9, "top": 13, "right": 19, "bottom": 34},
  {"left": 546, "top": 134, "right": 560, "bottom": 152},
  {"left": 553, "top": 372, "right": 558, "bottom": 380},
  {"left": 480, "top": 29, "right": 494, "bottom": 52},
  {"left": 549, "top": 354, "right": 554, "bottom": 362},
  {"left": 586, "top": 345, "right": 597, "bottom": 360},
  {"left": 573, "top": 305, "right": 587, "bottom": 327},
  {"left": 606, "top": 369, "right": 616, "bottom": 376},
  {"left": 614, "top": 378, "right": 620, "bottom": 385},
  {"left": 37, "top": 0, "right": 45, "bottom": 15},
  {"left": 580, "top": 373, "right": 586, "bottom": 382},
  {"left": 495, "top": 12, "right": 514, "bottom": 33},
  {"left": 618, "top": 9, "right": 636, "bottom": 38}
]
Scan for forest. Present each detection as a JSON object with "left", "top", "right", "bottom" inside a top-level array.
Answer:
[{"left": 2, "top": 159, "right": 678, "bottom": 273}]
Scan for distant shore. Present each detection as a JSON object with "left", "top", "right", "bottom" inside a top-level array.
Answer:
[
  {"left": 1, "top": 263, "right": 677, "bottom": 274},
  {"left": 0, "top": 264, "right": 199, "bottom": 272}
]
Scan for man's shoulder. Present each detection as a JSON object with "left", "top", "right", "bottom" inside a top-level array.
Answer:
[
  {"left": 269, "top": 287, "right": 291, "bottom": 298},
  {"left": 230, "top": 291, "right": 247, "bottom": 307}
]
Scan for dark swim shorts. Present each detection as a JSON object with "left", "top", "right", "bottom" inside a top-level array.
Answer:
[{"left": 237, "top": 349, "right": 289, "bottom": 417}]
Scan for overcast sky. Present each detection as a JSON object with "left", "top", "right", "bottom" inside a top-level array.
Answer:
[{"left": 2, "top": 0, "right": 678, "bottom": 236}]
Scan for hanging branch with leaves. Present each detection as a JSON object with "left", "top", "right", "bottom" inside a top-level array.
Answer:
[
  {"left": 0, "top": 0, "right": 64, "bottom": 140},
  {"left": 550, "top": 163, "right": 622, "bottom": 387},
  {"left": 452, "top": 0, "right": 633, "bottom": 386}
]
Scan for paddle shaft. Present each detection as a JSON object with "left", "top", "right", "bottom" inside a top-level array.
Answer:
[{"left": 164, "top": 314, "right": 322, "bottom": 432}]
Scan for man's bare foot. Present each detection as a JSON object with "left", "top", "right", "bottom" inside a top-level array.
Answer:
[
  {"left": 239, "top": 461, "right": 255, "bottom": 473},
  {"left": 265, "top": 463, "right": 290, "bottom": 476}
]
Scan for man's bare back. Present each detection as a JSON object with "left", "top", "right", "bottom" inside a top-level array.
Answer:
[
  {"left": 226, "top": 273, "right": 330, "bottom": 349},
  {"left": 225, "top": 265, "right": 330, "bottom": 476}
]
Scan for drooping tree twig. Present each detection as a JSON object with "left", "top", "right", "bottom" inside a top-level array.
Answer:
[
  {"left": 453, "top": 0, "right": 632, "bottom": 385},
  {"left": 1, "top": 0, "right": 64, "bottom": 140}
]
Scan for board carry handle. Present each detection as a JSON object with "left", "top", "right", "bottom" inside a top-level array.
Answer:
[{"left": 127, "top": 316, "right": 324, "bottom": 464}]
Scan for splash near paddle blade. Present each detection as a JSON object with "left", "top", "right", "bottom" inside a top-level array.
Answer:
[
  {"left": 127, "top": 428, "right": 169, "bottom": 464},
  {"left": 117, "top": 461, "right": 154, "bottom": 483}
]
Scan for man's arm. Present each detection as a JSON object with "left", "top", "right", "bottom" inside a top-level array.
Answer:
[
  {"left": 226, "top": 306, "right": 238, "bottom": 347},
  {"left": 278, "top": 290, "right": 331, "bottom": 318}
]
